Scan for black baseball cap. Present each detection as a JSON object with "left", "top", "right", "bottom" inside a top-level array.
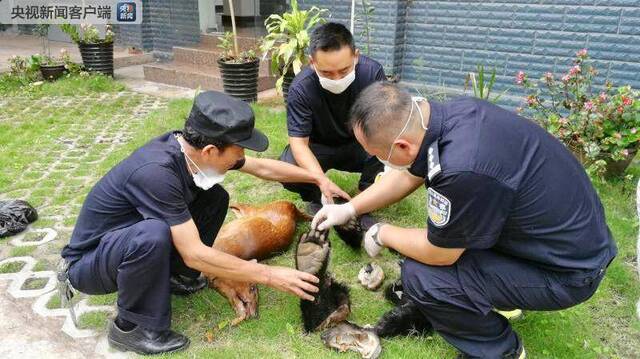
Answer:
[{"left": 186, "top": 91, "right": 269, "bottom": 152}]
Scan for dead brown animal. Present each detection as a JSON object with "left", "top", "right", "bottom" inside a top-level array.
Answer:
[{"left": 205, "top": 201, "right": 311, "bottom": 326}]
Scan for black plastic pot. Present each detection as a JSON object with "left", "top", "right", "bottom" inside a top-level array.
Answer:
[
  {"left": 217, "top": 58, "right": 259, "bottom": 103},
  {"left": 40, "top": 64, "right": 66, "bottom": 81},
  {"left": 282, "top": 68, "right": 295, "bottom": 103},
  {"left": 78, "top": 41, "right": 114, "bottom": 77}
]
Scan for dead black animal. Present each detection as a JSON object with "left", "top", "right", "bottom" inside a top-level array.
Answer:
[
  {"left": 295, "top": 228, "right": 351, "bottom": 332},
  {"left": 372, "top": 279, "right": 434, "bottom": 338}
]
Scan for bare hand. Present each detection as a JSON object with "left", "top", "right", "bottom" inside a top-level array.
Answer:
[
  {"left": 317, "top": 176, "right": 350, "bottom": 204},
  {"left": 265, "top": 266, "right": 319, "bottom": 301}
]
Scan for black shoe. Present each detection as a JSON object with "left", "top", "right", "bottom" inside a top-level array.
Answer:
[
  {"left": 170, "top": 274, "right": 207, "bottom": 296},
  {"left": 107, "top": 320, "right": 190, "bottom": 355}
]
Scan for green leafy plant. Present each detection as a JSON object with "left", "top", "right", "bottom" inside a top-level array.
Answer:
[
  {"left": 464, "top": 64, "right": 507, "bottom": 103},
  {"left": 59, "top": 24, "right": 114, "bottom": 44},
  {"left": 516, "top": 49, "right": 640, "bottom": 177},
  {"left": 358, "top": 0, "right": 375, "bottom": 56},
  {"left": 261, "top": 0, "right": 328, "bottom": 93},
  {"left": 217, "top": 31, "right": 259, "bottom": 64}
]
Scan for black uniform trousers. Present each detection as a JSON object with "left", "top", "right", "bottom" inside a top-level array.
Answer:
[
  {"left": 67, "top": 185, "right": 229, "bottom": 331},
  {"left": 401, "top": 249, "right": 609, "bottom": 358},
  {"left": 278, "top": 141, "right": 384, "bottom": 203}
]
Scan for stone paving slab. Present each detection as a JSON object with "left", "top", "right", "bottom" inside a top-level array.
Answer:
[{"left": 0, "top": 89, "right": 169, "bottom": 358}]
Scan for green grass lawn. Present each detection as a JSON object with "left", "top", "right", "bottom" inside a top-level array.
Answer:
[{"left": 0, "top": 75, "right": 638, "bottom": 358}]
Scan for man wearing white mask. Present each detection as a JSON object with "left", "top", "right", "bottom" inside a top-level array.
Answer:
[
  {"left": 312, "top": 82, "right": 617, "bottom": 358},
  {"left": 278, "top": 22, "right": 386, "bottom": 236},
  {"left": 60, "top": 91, "right": 348, "bottom": 355}
]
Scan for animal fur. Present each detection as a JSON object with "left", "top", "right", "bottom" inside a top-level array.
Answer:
[
  {"left": 204, "top": 201, "right": 311, "bottom": 326},
  {"left": 373, "top": 279, "right": 433, "bottom": 338},
  {"left": 295, "top": 228, "right": 351, "bottom": 332}
]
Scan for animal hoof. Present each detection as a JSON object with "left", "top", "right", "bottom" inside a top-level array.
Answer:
[
  {"left": 358, "top": 263, "right": 384, "bottom": 291},
  {"left": 321, "top": 322, "right": 382, "bottom": 359}
]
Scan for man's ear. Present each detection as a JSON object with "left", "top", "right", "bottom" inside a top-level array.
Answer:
[
  {"left": 354, "top": 48, "right": 360, "bottom": 58},
  {"left": 201, "top": 144, "right": 220, "bottom": 159},
  {"left": 394, "top": 139, "right": 412, "bottom": 153}
]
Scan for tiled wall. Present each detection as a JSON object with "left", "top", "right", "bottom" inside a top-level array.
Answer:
[
  {"left": 302, "top": 0, "right": 640, "bottom": 108},
  {"left": 115, "top": 0, "right": 200, "bottom": 54}
]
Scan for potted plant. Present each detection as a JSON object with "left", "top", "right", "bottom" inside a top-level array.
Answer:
[
  {"left": 216, "top": 31, "right": 261, "bottom": 103},
  {"left": 215, "top": 0, "right": 262, "bottom": 103},
  {"left": 261, "top": 0, "right": 327, "bottom": 101},
  {"left": 60, "top": 24, "right": 114, "bottom": 77},
  {"left": 516, "top": 49, "right": 640, "bottom": 178},
  {"left": 32, "top": 24, "right": 67, "bottom": 81}
]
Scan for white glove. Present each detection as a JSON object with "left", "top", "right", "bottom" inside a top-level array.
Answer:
[
  {"left": 312, "top": 202, "right": 356, "bottom": 231},
  {"left": 364, "top": 223, "right": 385, "bottom": 257}
]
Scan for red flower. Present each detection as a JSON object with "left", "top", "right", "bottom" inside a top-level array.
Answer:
[
  {"left": 584, "top": 101, "right": 594, "bottom": 111},
  {"left": 569, "top": 65, "right": 581, "bottom": 75},
  {"left": 515, "top": 71, "right": 526, "bottom": 85},
  {"left": 618, "top": 106, "right": 625, "bottom": 114},
  {"left": 576, "top": 48, "right": 588, "bottom": 57},
  {"left": 562, "top": 74, "right": 571, "bottom": 82},
  {"left": 599, "top": 92, "right": 607, "bottom": 102},
  {"left": 622, "top": 96, "right": 633, "bottom": 106}
]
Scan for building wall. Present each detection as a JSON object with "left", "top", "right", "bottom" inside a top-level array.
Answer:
[
  {"left": 115, "top": 0, "right": 200, "bottom": 54},
  {"left": 301, "top": 0, "right": 640, "bottom": 108},
  {"left": 299, "top": 0, "right": 408, "bottom": 78}
]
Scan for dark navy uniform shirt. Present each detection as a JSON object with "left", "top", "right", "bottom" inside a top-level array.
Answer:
[
  {"left": 408, "top": 97, "right": 617, "bottom": 273},
  {"left": 61, "top": 132, "right": 212, "bottom": 260},
  {"left": 287, "top": 54, "right": 385, "bottom": 146}
]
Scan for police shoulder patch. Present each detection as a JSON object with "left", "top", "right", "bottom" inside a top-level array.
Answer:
[{"left": 427, "top": 187, "right": 451, "bottom": 227}]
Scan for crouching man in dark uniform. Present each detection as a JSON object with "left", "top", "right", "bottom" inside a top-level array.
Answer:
[
  {"left": 60, "top": 91, "right": 348, "bottom": 355},
  {"left": 279, "top": 22, "right": 385, "bottom": 209},
  {"left": 312, "top": 82, "right": 617, "bottom": 358}
]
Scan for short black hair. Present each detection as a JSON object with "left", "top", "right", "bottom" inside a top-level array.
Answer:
[
  {"left": 309, "top": 22, "right": 355, "bottom": 55},
  {"left": 350, "top": 82, "right": 412, "bottom": 141},
  {"left": 182, "top": 124, "right": 230, "bottom": 150}
]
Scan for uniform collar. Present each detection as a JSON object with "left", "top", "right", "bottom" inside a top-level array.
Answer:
[
  {"left": 408, "top": 101, "right": 445, "bottom": 179},
  {"left": 422, "top": 100, "right": 445, "bottom": 148}
]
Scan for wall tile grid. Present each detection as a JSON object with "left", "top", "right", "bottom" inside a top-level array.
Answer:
[
  {"left": 403, "top": 1, "right": 640, "bottom": 108},
  {"left": 302, "top": 0, "right": 640, "bottom": 109}
]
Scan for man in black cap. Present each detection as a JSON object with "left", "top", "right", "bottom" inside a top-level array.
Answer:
[{"left": 60, "top": 91, "right": 344, "bottom": 355}]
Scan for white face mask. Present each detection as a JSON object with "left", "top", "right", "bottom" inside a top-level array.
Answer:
[
  {"left": 177, "top": 138, "right": 225, "bottom": 190},
  {"left": 377, "top": 96, "right": 427, "bottom": 171},
  {"left": 315, "top": 60, "right": 357, "bottom": 94}
]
